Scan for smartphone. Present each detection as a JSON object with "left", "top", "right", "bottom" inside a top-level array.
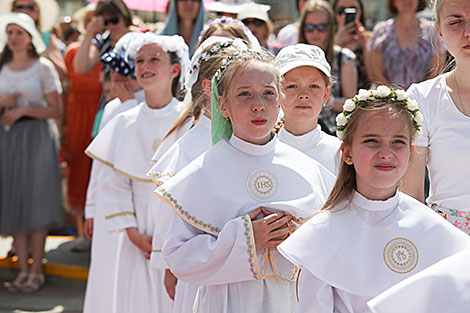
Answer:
[{"left": 344, "top": 7, "right": 357, "bottom": 34}]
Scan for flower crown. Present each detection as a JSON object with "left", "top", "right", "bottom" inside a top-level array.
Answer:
[
  {"left": 189, "top": 40, "right": 237, "bottom": 76},
  {"left": 213, "top": 49, "right": 264, "bottom": 82},
  {"left": 199, "top": 16, "right": 250, "bottom": 40},
  {"left": 335, "top": 86, "right": 423, "bottom": 140}
]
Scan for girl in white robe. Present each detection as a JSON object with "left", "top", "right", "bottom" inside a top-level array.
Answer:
[
  {"left": 147, "top": 37, "right": 249, "bottom": 312},
  {"left": 158, "top": 49, "right": 336, "bottom": 313},
  {"left": 85, "top": 33, "right": 190, "bottom": 313},
  {"left": 83, "top": 32, "right": 144, "bottom": 313},
  {"left": 277, "top": 87, "right": 470, "bottom": 313},
  {"left": 274, "top": 44, "right": 340, "bottom": 174},
  {"left": 368, "top": 248, "right": 470, "bottom": 313}
]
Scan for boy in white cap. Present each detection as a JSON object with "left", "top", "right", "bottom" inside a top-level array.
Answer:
[{"left": 274, "top": 44, "right": 340, "bottom": 174}]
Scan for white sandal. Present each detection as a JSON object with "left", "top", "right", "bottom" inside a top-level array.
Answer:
[
  {"left": 20, "top": 273, "right": 45, "bottom": 293},
  {"left": 4, "top": 271, "right": 29, "bottom": 292}
]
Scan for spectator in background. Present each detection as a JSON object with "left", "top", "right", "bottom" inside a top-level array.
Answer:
[
  {"left": 368, "top": 0, "right": 441, "bottom": 89},
  {"left": 74, "top": 0, "right": 132, "bottom": 76},
  {"left": 204, "top": 0, "right": 270, "bottom": 19},
  {"left": 275, "top": 0, "right": 309, "bottom": 50},
  {"left": 0, "top": 13, "right": 63, "bottom": 293},
  {"left": 299, "top": 0, "right": 358, "bottom": 135},
  {"left": 62, "top": 4, "right": 103, "bottom": 251},
  {"left": 238, "top": 2, "right": 275, "bottom": 52},
  {"left": 332, "top": 0, "right": 372, "bottom": 89},
  {"left": 158, "top": 0, "right": 205, "bottom": 54}
]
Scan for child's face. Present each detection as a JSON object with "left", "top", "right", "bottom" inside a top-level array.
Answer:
[
  {"left": 219, "top": 60, "right": 280, "bottom": 145},
  {"left": 342, "top": 109, "right": 413, "bottom": 200},
  {"left": 135, "top": 44, "right": 179, "bottom": 91},
  {"left": 281, "top": 66, "right": 329, "bottom": 126}
]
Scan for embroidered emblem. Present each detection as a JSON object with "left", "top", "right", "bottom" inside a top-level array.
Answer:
[
  {"left": 247, "top": 170, "right": 279, "bottom": 201},
  {"left": 384, "top": 238, "right": 419, "bottom": 274},
  {"left": 152, "top": 139, "right": 161, "bottom": 152}
]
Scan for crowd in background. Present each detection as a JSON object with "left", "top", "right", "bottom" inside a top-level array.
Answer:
[{"left": 0, "top": 0, "right": 468, "bottom": 308}]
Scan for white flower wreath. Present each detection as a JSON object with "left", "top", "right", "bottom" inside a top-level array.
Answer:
[{"left": 336, "top": 86, "right": 423, "bottom": 140}]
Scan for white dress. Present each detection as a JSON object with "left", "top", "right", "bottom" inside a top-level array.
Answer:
[
  {"left": 368, "top": 248, "right": 470, "bottom": 313},
  {"left": 83, "top": 90, "right": 146, "bottom": 313},
  {"left": 278, "top": 191, "right": 470, "bottom": 313},
  {"left": 159, "top": 135, "right": 336, "bottom": 313},
  {"left": 147, "top": 115, "right": 212, "bottom": 313},
  {"left": 277, "top": 125, "right": 341, "bottom": 174},
  {"left": 85, "top": 98, "right": 185, "bottom": 313},
  {"left": 407, "top": 75, "right": 470, "bottom": 211}
]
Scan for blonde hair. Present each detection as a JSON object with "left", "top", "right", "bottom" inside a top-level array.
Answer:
[
  {"left": 431, "top": 0, "right": 455, "bottom": 74},
  {"left": 216, "top": 49, "right": 281, "bottom": 105},
  {"left": 321, "top": 99, "right": 415, "bottom": 212},
  {"left": 298, "top": 0, "right": 335, "bottom": 65},
  {"left": 198, "top": 22, "right": 250, "bottom": 47}
]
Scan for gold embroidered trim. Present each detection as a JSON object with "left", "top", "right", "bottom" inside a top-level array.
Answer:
[
  {"left": 147, "top": 170, "right": 174, "bottom": 186},
  {"left": 292, "top": 216, "right": 310, "bottom": 224},
  {"left": 242, "top": 214, "right": 262, "bottom": 280},
  {"left": 155, "top": 186, "right": 221, "bottom": 236},
  {"left": 151, "top": 249, "right": 162, "bottom": 253},
  {"left": 193, "top": 286, "right": 203, "bottom": 313},
  {"left": 269, "top": 247, "right": 298, "bottom": 281},
  {"left": 85, "top": 149, "right": 152, "bottom": 183},
  {"left": 105, "top": 211, "right": 136, "bottom": 220}
]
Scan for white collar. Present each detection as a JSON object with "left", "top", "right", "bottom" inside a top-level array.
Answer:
[
  {"left": 351, "top": 190, "right": 400, "bottom": 212},
  {"left": 278, "top": 125, "right": 322, "bottom": 152},
  {"left": 141, "top": 97, "right": 179, "bottom": 117},
  {"left": 229, "top": 133, "right": 277, "bottom": 156},
  {"left": 134, "top": 89, "right": 146, "bottom": 102}
]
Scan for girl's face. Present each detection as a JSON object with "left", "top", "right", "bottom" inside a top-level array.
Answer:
[
  {"left": 342, "top": 109, "right": 413, "bottom": 200},
  {"left": 436, "top": 0, "right": 470, "bottom": 63},
  {"left": 135, "top": 44, "right": 180, "bottom": 91},
  {"left": 281, "top": 66, "right": 329, "bottom": 126},
  {"left": 219, "top": 60, "right": 280, "bottom": 145},
  {"left": 177, "top": 0, "right": 201, "bottom": 22},
  {"left": 6, "top": 24, "right": 32, "bottom": 53},
  {"left": 335, "top": 0, "right": 361, "bottom": 26},
  {"left": 304, "top": 11, "right": 330, "bottom": 50}
]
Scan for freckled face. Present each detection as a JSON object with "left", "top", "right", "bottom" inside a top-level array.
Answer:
[
  {"left": 219, "top": 61, "right": 280, "bottom": 145},
  {"left": 342, "top": 109, "right": 413, "bottom": 200}
]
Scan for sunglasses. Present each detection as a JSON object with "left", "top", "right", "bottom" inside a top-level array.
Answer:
[
  {"left": 304, "top": 23, "right": 329, "bottom": 33},
  {"left": 104, "top": 16, "right": 120, "bottom": 26},
  {"left": 14, "top": 4, "right": 35, "bottom": 12},
  {"left": 243, "top": 19, "right": 265, "bottom": 28},
  {"left": 337, "top": 6, "right": 358, "bottom": 15}
]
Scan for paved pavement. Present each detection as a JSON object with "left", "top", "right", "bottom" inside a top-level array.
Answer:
[{"left": 0, "top": 236, "right": 89, "bottom": 313}]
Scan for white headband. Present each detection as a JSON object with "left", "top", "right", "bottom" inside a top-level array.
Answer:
[{"left": 126, "top": 32, "right": 190, "bottom": 92}]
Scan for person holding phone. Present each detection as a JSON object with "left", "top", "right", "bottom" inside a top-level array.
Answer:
[
  {"left": 332, "top": 0, "right": 372, "bottom": 90},
  {"left": 368, "top": 0, "right": 442, "bottom": 89}
]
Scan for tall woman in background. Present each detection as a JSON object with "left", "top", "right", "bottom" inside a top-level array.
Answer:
[{"left": 0, "top": 13, "right": 62, "bottom": 293}]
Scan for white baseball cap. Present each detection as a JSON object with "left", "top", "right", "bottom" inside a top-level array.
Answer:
[
  {"left": 0, "top": 12, "right": 46, "bottom": 54},
  {"left": 274, "top": 44, "right": 331, "bottom": 78}
]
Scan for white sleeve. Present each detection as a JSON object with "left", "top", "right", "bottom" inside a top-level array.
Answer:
[
  {"left": 162, "top": 213, "right": 260, "bottom": 286},
  {"left": 39, "top": 57, "right": 62, "bottom": 94},
  {"left": 298, "top": 269, "right": 334, "bottom": 313},
  {"left": 84, "top": 159, "right": 100, "bottom": 219},
  {"left": 101, "top": 167, "right": 137, "bottom": 232}
]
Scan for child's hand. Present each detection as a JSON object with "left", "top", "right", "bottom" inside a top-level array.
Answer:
[
  {"left": 126, "top": 227, "right": 152, "bottom": 259},
  {"left": 84, "top": 218, "right": 94, "bottom": 240},
  {"left": 164, "top": 269, "right": 178, "bottom": 300},
  {"left": 248, "top": 207, "right": 296, "bottom": 250}
]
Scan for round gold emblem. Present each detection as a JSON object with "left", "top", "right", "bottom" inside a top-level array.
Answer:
[
  {"left": 383, "top": 238, "right": 418, "bottom": 274},
  {"left": 152, "top": 139, "right": 161, "bottom": 152},
  {"left": 247, "top": 170, "right": 279, "bottom": 201}
]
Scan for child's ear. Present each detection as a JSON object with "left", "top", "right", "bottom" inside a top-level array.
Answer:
[
  {"left": 218, "top": 96, "right": 230, "bottom": 118},
  {"left": 171, "top": 63, "right": 181, "bottom": 79},
  {"left": 342, "top": 144, "right": 354, "bottom": 165},
  {"left": 202, "top": 78, "right": 212, "bottom": 98},
  {"left": 323, "top": 86, "right": 330, "bottom": 105}
]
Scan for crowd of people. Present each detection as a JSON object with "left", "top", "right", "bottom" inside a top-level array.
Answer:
[{"left": 0, "top": 0, "right": 469, "bottom": 312}]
